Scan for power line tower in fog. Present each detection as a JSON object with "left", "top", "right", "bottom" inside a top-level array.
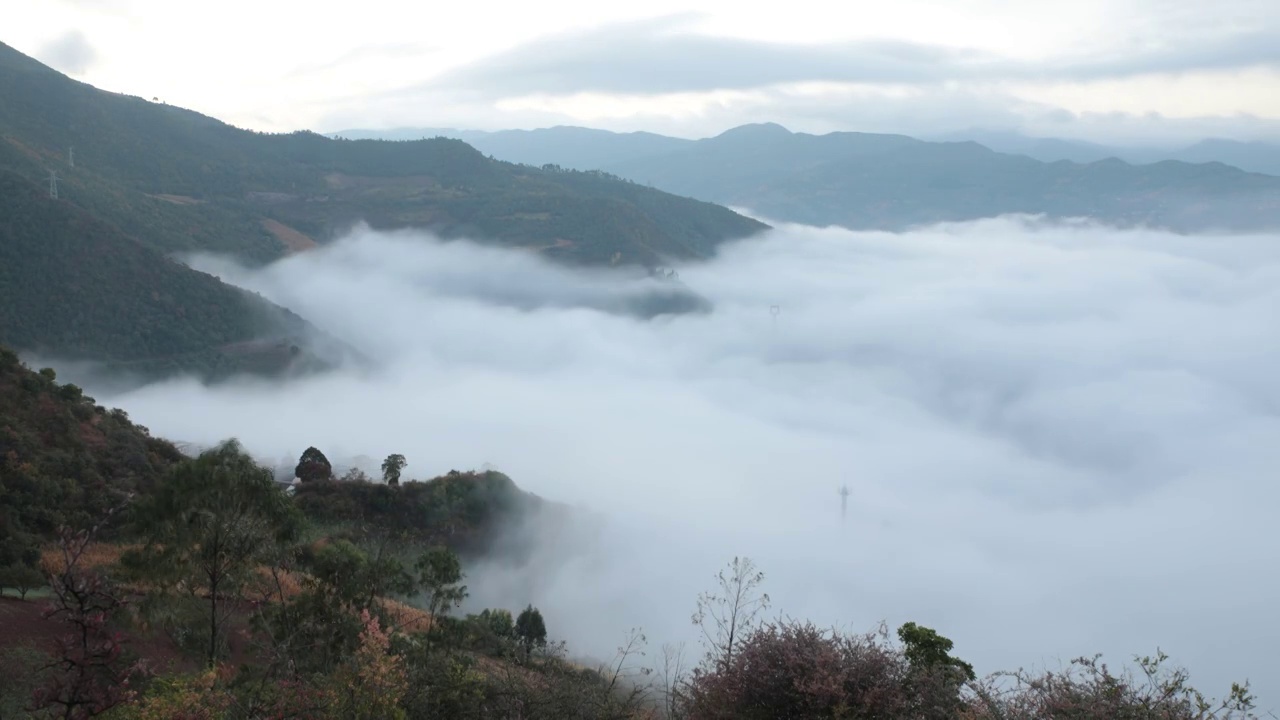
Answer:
[
  {"left": 838, "top": 484, "right": 850, "bottom": 523},
  {"left": 770, "top": 304, "right": 780, "bottom": 330},
  {"left": 68, "top": 146, "right": 74, "bottom": 168},
  {"left": 48, "top": 169, "right": 58, "bottom": 199}
]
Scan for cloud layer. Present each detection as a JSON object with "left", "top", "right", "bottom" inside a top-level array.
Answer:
[
  {"left": 423, "top": 14, "right": 1280, "bottom": 99},
  {"left": 91, "top": 219, "right": 1280, "bottom": 707},
  {"left": 323, "top": 8, "right": 1280, "bottom": 146}
]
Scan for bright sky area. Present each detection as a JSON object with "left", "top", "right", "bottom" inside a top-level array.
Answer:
[{"left": 5, "top": 0, "right": 1280, "bottom": 147}]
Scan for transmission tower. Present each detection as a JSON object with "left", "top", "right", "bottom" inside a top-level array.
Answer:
[
  {"left": 838, "top": 484, "right": 850, "bottom": 523},
  {"left": 48, "top": 169, "right": 58, "bottom": 199}
]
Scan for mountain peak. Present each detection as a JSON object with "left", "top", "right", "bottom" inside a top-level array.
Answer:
[{"left": 712, "top": 122, "right": 793, "bottom": 141}]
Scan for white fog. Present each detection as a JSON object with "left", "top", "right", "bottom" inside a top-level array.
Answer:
[{"left": 86, "top": 217, "right": 1280, "bottom": 704}]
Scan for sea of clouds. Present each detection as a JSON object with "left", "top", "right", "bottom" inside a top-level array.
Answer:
[{"left": 92, "top": 217, "right": 1280, "bottom": 706}]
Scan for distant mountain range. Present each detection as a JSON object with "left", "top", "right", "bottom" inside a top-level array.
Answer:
[
  {"left": 0, "top": 42, "right": 764, "bottom": 381},
  {"left": 927, "top": 129, "right": 1280, "bottom": 177},
  {"left": 333, "top": 126, "right": 695, "bottom": 173},
  {"left": 334, "top": 124, "right": 1280, "bottom": 233}
]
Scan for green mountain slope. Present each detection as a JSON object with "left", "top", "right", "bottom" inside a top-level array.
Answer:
[
  {"left": 0, "top": 41, "right": 764, "bottom": 378},
  {"left": 0, "top": 169, "right": 337, "bottom": 380},
  {"left": 0, "top": 346, "right": 185, "bottom": 565},
  {"left": 0, "top": 41, "right": 766, "bottom": 268}
]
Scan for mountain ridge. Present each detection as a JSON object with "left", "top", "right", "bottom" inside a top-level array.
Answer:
[
  {"left": 342, "top": 122, "right": 1280, "bottom": 177},
  {"left": 0, "top": 41, "right": 766, "bottom": 380},
  {"left": 342, "top": 122, "right": 1280, "bottom": 232}
]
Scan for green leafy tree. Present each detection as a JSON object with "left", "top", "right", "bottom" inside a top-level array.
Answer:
[
  {"left": 898, "top": 621, "right": 975, "bottom": 681},
  {"left": 125, "top": 439, "right": 302, "bottom": 667},
  {"left": 259, "top": 537, "right": 417, "bottom": 675},
  {"left": 294, "top": 446, "right": 333, "bottom": 483},
  {"left": 478, "top": 608, "right": 515, "bottom": 638},
  {"left": 309, "top": 539, "right": 415, "bottom": 612},
  {"left": 381, "top": 454, "right": 406, "bottom": 487},
  {"left": 515, "top": 604, "right": 548, "bottom": 655},
  {"left": 415, "top": 546, "right": 467, "bottom": 645}
]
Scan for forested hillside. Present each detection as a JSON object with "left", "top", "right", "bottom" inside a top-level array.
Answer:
[
  {"left": 0, "top": 169, "right": 338, "bottom": 380},
  {"left": 0, "top": 41, "right": 765, "bottom": 379},
  {"left": 0, "top": 347, "right": 183, "bottom": 568}
]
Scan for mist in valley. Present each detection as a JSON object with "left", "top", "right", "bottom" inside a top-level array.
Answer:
[{"left": 81, "top": 217, "right": 1280, "bottom": 706}]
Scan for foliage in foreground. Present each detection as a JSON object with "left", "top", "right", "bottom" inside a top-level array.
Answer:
[{"left": 0, "top": 432, "right": 1266, "bottom": 718}]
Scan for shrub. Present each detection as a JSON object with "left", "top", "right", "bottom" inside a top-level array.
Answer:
[{"left": 968, "top": 650, "right": 1259, "bottom": 720}]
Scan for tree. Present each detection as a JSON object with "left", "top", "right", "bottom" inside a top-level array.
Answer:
[
  {"left": 33, "top": 511, "right": 149, "bottom": 719},
  {"left": 381, "top": 454, "right": 406, "bottom": 487},
  {"left": 329, "top": 610, "right": 409, "bottom": 720},
  {"left": 692, "top": 556, "right": 770, "bottom": 672},
  {"left": 897, "top": 621, "right": 974, "bottom": 719},
  {"left": 258, "top": 536, "right": 419, "bottom": 676},
  {"left": 294, "top": 446, "right": 332, "bottom": 483},
  {"left": 308, "top": 538, "right": 415, "bottom": 614},
  {"left": 416, "top": 546, "right": 467, "bottom": 643},
  {"left": 477, "top": 608, "right": 515, "bottom": 639},
  {"left": 897, "top": 621, "right": 975, "bottom": 682},
  {"left": 515, "top": 605, "right": 547, "bottom": 655},
  {"left": 125, "top": 439, "right": 302, "bottom": 667},
  {"left": 0, "top": 563, "right": 44, "bottom": 599}
]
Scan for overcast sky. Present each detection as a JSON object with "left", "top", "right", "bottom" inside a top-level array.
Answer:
[
  {"left": 77, "top": 218, "right": 1280, "bottom": 709},
  {"left": 5, "top": 0, "right": 1280, "bottom": 144}
]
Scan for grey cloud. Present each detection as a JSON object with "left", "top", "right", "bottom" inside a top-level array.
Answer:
[
  {"left": 421, "top": 15, "right": 1004, "bottom": 97},
  {"left": 79, "top": 219, "right": 1280, "bottom": 709},
  {"left": 39, "top": 30, "right": 98, "bottom": 75},
  {"left": 1034, "top": 29, "right": 1280, "bottom": 81},
  {"left": 411, "top": 14, "right": 1280, "bottom": 99}
]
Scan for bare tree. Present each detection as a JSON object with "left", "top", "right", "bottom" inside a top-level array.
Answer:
[
  {"left": 658, "top": 641, "right": 689, "bottom": 719},
  {"left": 691, "top": 556, "right": 770, "bottom": 672},
  {"left": 33, "top": 505, "right": 149, "bottom": 719},
  {"left": 598, "top": 628, "right": 652, "bottom": 711}
]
